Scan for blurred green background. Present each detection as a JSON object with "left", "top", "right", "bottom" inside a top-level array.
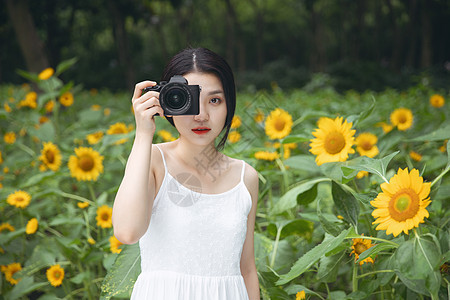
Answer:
[{"left": 1, "top": 0, "right": 450, "bottom": 93}]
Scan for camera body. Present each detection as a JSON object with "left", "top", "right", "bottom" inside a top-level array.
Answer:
[{"left": 142, "top": 75, "right": 200, "bottom": 116}]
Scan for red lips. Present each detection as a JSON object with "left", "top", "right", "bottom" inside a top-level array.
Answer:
[{"left": 192, "top": 127, "right": 211, "bottom": 134}]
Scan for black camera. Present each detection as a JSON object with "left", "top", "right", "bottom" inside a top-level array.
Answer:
[{"left": 142, "top": 75, "right": 200, "bottom": 116}]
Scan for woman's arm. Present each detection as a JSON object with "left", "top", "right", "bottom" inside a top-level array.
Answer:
[
  {"left": 112, "top": 81, "right": 164, "bottom": 244},
  {"left": 241, "top": 163, "right": 261, "bottom": 300}
]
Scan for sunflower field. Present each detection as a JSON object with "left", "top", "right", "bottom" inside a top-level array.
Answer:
[{"left": 0, "top": 59, "right": 449, "bottom": 300}]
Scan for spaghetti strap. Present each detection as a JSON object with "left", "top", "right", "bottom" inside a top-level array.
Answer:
[
  {"left": 154, "top": 144, "right": 167, "bottom": 173},
  {"left": 240, "top": 160, "right": 245, "bottom": 182}
]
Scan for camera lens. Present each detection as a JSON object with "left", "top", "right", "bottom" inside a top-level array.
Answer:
[{"left": 164, "top": 87, "right": 190, "bottom": 113}]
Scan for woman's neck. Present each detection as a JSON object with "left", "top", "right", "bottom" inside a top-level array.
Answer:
[{"left": 172, "top": 138, "right": 226, "bottom": 181}]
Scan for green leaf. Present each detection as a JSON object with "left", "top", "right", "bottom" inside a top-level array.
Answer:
[
  {"left": 317, "top": 198, "right": 344, "bottom": 236},
  {"left": 394, "top": 233, "right": 442, "bottom": 297},
  {"left": 270, "top": 178, "right": 328, "bottom": 215},
  {"left": 284, "top": 155, "right": 320, "bottom": 173},
  {"left": 331, "top": 181, "right": 359, "bottom": 227},
  {"left": 55, "top": 57, "right": 78, "bottom": 76},
  {"left": 317, "top": 249, "right": 346, "bottom": 282},
  {"left": 267, "top": 219, "right": 314, "bottom": 240},
  {"left": 101, "top": 243, "right": 141, "bottom": 299},
  {"left": 353, "top": 96, "right": 376, "bottom": 127},
  {"left": 409, "top": 123, "right": 450, "bottom": 142},
  {"left": 356, "top": 242, "right": 397, "bottom": 264},
  {"left": 345, "top": 151, "right": 399, "bottom": 182},
  {"left": 276, "top": 228, "right": 350, "bottom": 285},
  {"left": 281, "top": 134, "right": 311, "bottom": 144},
  {"left": 4, "top": 276, "right": 48, "bottom": 300},
  {"left": 297, "top": 183, "right": 317, "bottom": 205},
  {"left": 16, "top": 69, "right": 39, "bottom": 82}
]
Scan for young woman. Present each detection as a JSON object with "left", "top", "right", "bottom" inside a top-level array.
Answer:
[{"left": 112, "top": 47, "right": 260, "bottom": 299}]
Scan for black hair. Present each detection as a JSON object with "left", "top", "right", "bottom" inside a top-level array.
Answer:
[{"left": 161, "top": 47, "right": 236, "bottom": 151}]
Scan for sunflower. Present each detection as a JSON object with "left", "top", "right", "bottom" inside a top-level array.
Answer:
[
  {"left": 4, "top": 132, "right": 16, "bottom": 144},
  {"left": 350, "top": 236, "right": 375, "bottom": 265},
  {"left": 254, "top": 109, "right": 264, "bottom": 123},
  {"left": 4, "top": 102, "right": 12, "bottom": 113},
  {"left": 26, "top": 218, "right": 38, "bottom": 234},
  {"left": 46, "top": 264, "right": 64, "bottom": 287},
  {"left": 45, "top": 100, "right": 55, "bottom": 113},
  {"left": 390, "top": 108, "right": 413, "bottom": 131},
  {"left": 18, "top": 92, "right": 38, "bottom": 109},
  {"left": 355, "top": 132, "right": 379, "bottom": 158},
  {"left": 227, "top": 131, "right": 241, "bottom": 143},
  {"left": 86, "top": 131, "right": 104, "bottom": 145},
  {"left": 371, "top": 168, "right": 431, "bottom": 237},
  {"left": 59, "top": 92, "right": 74, "bottom": 107},
  {"left": 429, "top": 94, "right": 445, "bottom": 108},
  {"left": 1, "top": 262, "right": 22, "bottom": 285},
  {"left": 7, "top": 190, "right": 31, "bottom": 209},
  {"left": 0, "top": 222, "right": 15, "bottom": 233},
  {"left": 296, "top": 291, "right": 306, "bottom": 300},
  {"left": 157, "top": 129, "right": 176, "bottom": 142},
  {"left": 0, "top": 150, "right": 3, "bottom": 164},
  {"left": 88, "top": 237, "right": 96, "bottom": 245},
  {"left": 77, "top": 201, "right": 89, "bottom": 209},
  {"left": 309, "top": 117, "right": 355, "bottom": 166},
  {"left": 231, "top": 115, "right": 242, "bottom": 129},
  {"left": 254, "top": 150, "right": 280, "bottom": 161},
  {"left": 68, "top": 147, "right": 104, "bottom": 181},
  {"left": 96, "top": 205, "right": 113, "bottom": 228},
  {"left": 91, "top": 104, "right": 101, "bottom": 111},
  {"left": 409, "top": 151, "right": 422, "bottom": 162},
  {"left": 38, "top": 68, "right": 54, "bottom": 80},
  {"left": 107, "top": 122, "right": 131, "bottom": 144},
  {"left": 264, "top": 108, "right": 293, "bottom": 140},
  {"left": 109, "top": 235, "right": 123, "bottom": 254},
  {"left": 39, "top": 142, "right": 62, "bottom": 171},
  {"left": 356, "top": 170, "right": 369, "bottom": 179}
]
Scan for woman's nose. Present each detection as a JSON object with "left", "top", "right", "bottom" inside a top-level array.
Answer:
[{"left": 194, "top": 101, "right": 209, "bottom": 121}]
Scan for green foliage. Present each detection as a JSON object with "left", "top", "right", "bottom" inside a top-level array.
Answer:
[{"left": 1, "top": 59, "right": 449, "bottom": 300}]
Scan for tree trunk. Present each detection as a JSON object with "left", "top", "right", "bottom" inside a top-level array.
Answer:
[
  {"left": 5, "top": 0, "right": 49, "bottom": 73},
  {"left": 224, "top": 0, "right": 245, "bottom": 71},
  {"left": 420, "top": 1, "right": 432, "bottom": 68},
  {"left": 108, "top": 2, "right": 135, "bottom": 91}
]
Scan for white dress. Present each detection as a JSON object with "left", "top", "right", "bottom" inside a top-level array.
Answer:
[{"left": 130, "top": 145, "right": 252, "bottom": 299}]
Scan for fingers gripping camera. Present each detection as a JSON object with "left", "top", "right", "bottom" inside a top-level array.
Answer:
[{"left": 143, "top": 75, "right": 200, "bottom": 116}]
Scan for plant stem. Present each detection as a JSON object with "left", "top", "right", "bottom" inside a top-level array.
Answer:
[
  {"left": 430, "top": 165, "right": 450, "bottom": 188},
  {"left": 270, "top": 226, "right": 282, "bottom": 268},
  {"left": 345, "top": 236, "right": 399, "bottom": 247},
  {"left": 352, "top": 263, "right": 358, "bottom": 292},
  {"left": 356, "top": 269, "right": 394, "bottom": 279}
]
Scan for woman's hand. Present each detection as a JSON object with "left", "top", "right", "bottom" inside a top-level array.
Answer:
[{"left": 132, "top": 81, "right": 165, "bottom": 136}]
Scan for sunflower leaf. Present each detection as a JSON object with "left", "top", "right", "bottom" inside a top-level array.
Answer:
[
  {"left": 344, "top": 151, "right": 399, "bottom": 182},
  {"left": 355, "top": 242, "right": 397, "bottom": 264},
  {"left": 101, "top": 243, "right": 141, "bottom": 299},
  {"left": 276, "top": 228, "right": 350, "bottom": 285},
  {"left": 394, "top": 233, "right": 442, "bottom": 298},
  {"left": 331, "top": 181, "right": 359, "bottom": 227}
]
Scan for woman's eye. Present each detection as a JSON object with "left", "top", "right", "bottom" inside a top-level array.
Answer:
[{"left": 210, "top": 98, "right": 222, "bottom": 104}]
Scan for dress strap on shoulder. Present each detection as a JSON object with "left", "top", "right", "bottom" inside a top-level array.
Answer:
[
  {"left": 154, "top": 144, "right": 167, "bottom": 172},
  {"left": 240, "top": 160, "right": 246, "bottom": 182}
]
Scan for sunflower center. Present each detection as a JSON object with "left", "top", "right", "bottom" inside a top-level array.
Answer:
[
  {"left": 16, "top": 197, "right": 24, "bottom": 203},
  {"left": 78, "top": 155, "right": 94, "bottom": 171},
  {"left": 388, "top": 188, "right": 420, "bottom": 221},
  {"left": 355, "top": 243, "right": 368, "bottom": 255},
  {"left": 45, "top": 150, "right": 55, "bottom": 163},
  {"left": 361, "top": 141, "right": 373, "bottom": 151},
  {"left": 324, "top": 131, "right": 346, "bottom": 154},
  {"left": 398, "top": 114, "right": 407, "bottom": 124},
  {"left": 101, "top": 213, "right": 110, "bottom": 221},
  {"left": 274, "top": 119, "right": 286, "bottom": 131},
  {"left": 54, "top": 271, "right": 61, "bottom": 279}
]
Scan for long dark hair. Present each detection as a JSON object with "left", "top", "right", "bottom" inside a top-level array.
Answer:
[{"left": 161, "top": 47, "right": 236, "bottom": 151}]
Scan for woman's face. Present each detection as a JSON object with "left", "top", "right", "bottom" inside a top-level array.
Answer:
[{"left": 172, "top": 72, "right": 227, "bottom": 147}]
